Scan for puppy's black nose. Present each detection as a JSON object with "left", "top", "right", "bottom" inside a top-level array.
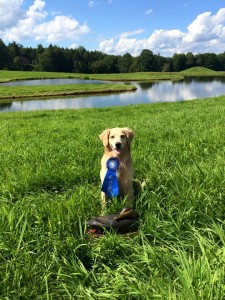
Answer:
[{"left": 115, "top": 142, "right": 122, "bottom": 149}]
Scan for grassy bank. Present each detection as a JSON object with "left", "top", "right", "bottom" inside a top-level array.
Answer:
[
  {"left": 180, "top": 66, "right": 225, "bottom": 76},
  {"left": 0, "top": 97, "right": 225, "bottom": 299},
  {"left": 0, "top": 70, "right": 184, "bottom": 83},
  {"left": 1, "top": 68, "right": 224, "bottom": 100},
  {"left": 0, "top": 70, "right": 179, "bottom": 100},
  {"left": 0, "top": 83, "right": 136, "bottom": 100}
]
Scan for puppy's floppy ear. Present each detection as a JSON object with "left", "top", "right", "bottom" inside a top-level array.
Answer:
[
  {"left": 99, "top": 129, "right": 110, "bottom": 147},
  {"left": 123, "top": 127, "right": 134, "bottom": 145}
]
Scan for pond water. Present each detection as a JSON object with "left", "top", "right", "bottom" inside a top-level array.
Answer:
[
  {"left": 1, "top": 77, "right": 225, "bottom": 112},
  {"left": 0, "top": 78, "right": 109, "bottom": 86}
]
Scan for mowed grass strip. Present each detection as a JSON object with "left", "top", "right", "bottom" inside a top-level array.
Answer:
[
  {"left": 0, "top": 70, "right": 85, "bottom": 82},
  {"left": 1, "top": 68, "right": 225, "bottom": 86},
  {"left": 0, "top": 83, "right": 136, "bottom": 99},
  {"left": 0, "top": 97, "right": 225, "bottom": 299},
  {"left": 0, "top": 70, "right": 184, "bottom": 83}
]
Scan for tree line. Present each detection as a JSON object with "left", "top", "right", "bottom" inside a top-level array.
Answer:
[{"left": 1, "top": 39, "right": 225, "bottom": 73}]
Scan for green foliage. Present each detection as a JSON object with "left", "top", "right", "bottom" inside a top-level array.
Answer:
[
  {"left": 172, "top": 53, "right": 186, "bottom": 71},
  {"left": 0, "top": 97, "right": 225, "bottom": 298},
  {"left": 1, "top": 39, "right": 225, "bottom": 73},
  {"left": 138, "top": 49, "right": 156, "bottom": 72}
]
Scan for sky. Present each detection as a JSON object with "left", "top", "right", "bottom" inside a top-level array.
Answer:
[{"left": 1, "top": 0, "right": 225, "bottom": 57}]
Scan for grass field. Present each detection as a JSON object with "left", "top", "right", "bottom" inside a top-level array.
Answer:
[
  {"left": 0, "top": 96, "right": 225, "bottom": 299},
  {"left": 0, "top": 70, "right": 182, "bottom": 100},
  {"left": 0, "top": 83, "right": 136, "bottom": 100},
  {"left": 1, "top": 68, "right": 225, "bottom": 100},
  {"left": 180, "top": 66, "right": 225, "bottom": 76},
  {"left": 0, "top": 70, "right": 184, "bottom": 83}
]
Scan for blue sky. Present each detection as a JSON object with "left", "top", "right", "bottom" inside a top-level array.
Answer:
[{"left": 1, "top": 0, "right": 225, "bottom": 56}]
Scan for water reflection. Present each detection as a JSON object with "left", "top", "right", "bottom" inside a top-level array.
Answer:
[
  {"left": 0, "top": 102, "right": 13, "bottom": 110},
  {"left": 136, "top": 82, "right": 155, "bottom": 90},
  {"left": 0, "top": 93, "right": 137, "bottom": 112},
  {"left": 1, "top": 77, "right": 225, "bottom": 112},
  {"left": 183, "top": 76, "right": 225, "bottom": 83},
  {"left": 0, "top": 78, "right": 108, "bottom": 86}
]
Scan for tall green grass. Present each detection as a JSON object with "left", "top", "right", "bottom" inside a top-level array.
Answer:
[{"left": 0, "top": 97, "right": 225, "bottom": 299}]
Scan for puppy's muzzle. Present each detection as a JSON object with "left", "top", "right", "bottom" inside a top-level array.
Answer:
[{"left": 115, "top": 142, "right": 122, "bottom": 150}]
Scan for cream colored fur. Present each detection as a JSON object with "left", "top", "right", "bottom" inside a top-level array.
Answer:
[{"left": 99, "top": 127, "right": 134, "bottom": 207}]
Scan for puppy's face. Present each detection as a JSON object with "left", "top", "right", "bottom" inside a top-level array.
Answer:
[{"left": 100, "top": 127, "right": 134, "bottom": 155}]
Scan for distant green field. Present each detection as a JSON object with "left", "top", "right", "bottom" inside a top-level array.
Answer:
[
  {"left": 0, "top": 96, "right": 225, "bottom": 299},
  {"left": 0, "top": 69, "right": 224, "bottom": 85},
  {"left": 0, "top": 70, "right": 182, "bottom": 100},
  {"left": 1, "top": 68, "right": 225, "bottom": 100},
  {"left": 0, "top": 70, "right": 86, "bottom": 82},
  {"left": 0, "top": 70, "right": 184, "bottom": 83},
  {"left": 180, "top": 66, "right": 225, "bottom": 76}
]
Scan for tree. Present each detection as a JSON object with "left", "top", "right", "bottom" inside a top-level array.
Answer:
[
  {"left": 172, "top": 53, "right": 186, "bottom": 71},
  {"left": 217, "top": 52, "right": 225, "bottom": 71},
  {"left": 161, "top": 58, "right": 172, "bottom": 72},
  {"left": 72, "top": 46, "right": 89, "bottom": 73},
  {"left": 37, "top": 45, "right": 56, "bottom": 71},
  {"left": 0, "top": 39, "right": 8, "bottom": 69},
  {"left": 154, "top": 54, "right": 166, "bottom": 71},
  {"left": 37, "top": 45, "right": 69, "bottom": 72},
  {"left": 7, "top": 41, "right": 22, "bottom": 69},
  {"left": 129, "top": 57, "right": 139, "bottom": 72},
  {"left": 117, "top": 53, "right": 133, "bottom": 73},
  {"left": 185, "top": 52, "right": 195, "bottom": 69},
  {"left": 204, "top": 53, "right": 219, "bottom": 70},
  {"left": 195, "top": 53, "right": 219, "bottom": 70},
  {"left": 91, "top": 55, "right": 118, "bottom": 73},
  {"left": 2, "top": 40, "right": 225, "bottom": 73},
  {"left": 138, "top": 49, "right": 155, "bottom": 71}
]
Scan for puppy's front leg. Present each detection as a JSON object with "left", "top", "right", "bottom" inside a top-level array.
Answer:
[
  {"left": 101, "top": 191, "right": 108, "bottom": 206},
  {"left": 100, "top": 167, "right": 109, "bottom": 211},
  {"left": 124, "top": 186, "right": 134, "bottom": 207},
  {"left": 118, "top": 176, "right": 134, "bottom": 207}
]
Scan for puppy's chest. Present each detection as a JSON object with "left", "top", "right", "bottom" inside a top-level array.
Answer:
[{"left": 116, "top": 161, "right": 129, "bottom": 177}]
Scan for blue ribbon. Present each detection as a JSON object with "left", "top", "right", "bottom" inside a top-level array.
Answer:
[{"left": 101, "top": 158, "right": 119, "bottom": 197}]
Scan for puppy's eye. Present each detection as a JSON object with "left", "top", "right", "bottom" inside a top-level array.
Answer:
[
  {"left": 110, "top": 136, "right": 115, "bottom": 139},
  {"left": 121, "top": 134, "right": 125, "bottom": 138}
]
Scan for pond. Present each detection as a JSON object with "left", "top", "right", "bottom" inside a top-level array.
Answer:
[{"left": 1, "top": 77, "right": 225, "bottom": 112}]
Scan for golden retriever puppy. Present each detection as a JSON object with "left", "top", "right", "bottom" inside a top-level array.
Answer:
[{"left": 99, "top": 127, "right": 134, "bottom": 207}]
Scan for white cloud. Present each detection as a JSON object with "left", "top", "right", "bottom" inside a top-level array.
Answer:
[
  {"left": 184, "top": 9, "right": 225, "bottom": 43},
  {"left": 70, "top": 43, "right": 78, "bottom": 49},
  {"left": 0, "top": 0, "right": 90, "bottom": 44},
  {"left": 146, "top": 29, "right": 185, "bottom": 55},
  {"left": 145, "top": 9, "right": 153, "bottom": 15},
  {"left": 88, "top": 1, "right": 95, "bottom": 7},
  {"left": 120, "top": 29, "right": 145, "bottom": 39},
  {"left": 0, "top": 0, "right": 24, "bottom": 29},
  {"left": 99, "top": 38, "right": 114, "bottom": 54},
  {"left": 34, "top": 16, "right": 90, "bottom": 42},
  {"left": 99, "top": 29, "right": 145, "bottom": 56},
  {"left": 99, "top": 29, "right": 184, "bottom": 56},
  {"left": 1, "top": 0, "right": 47, "bottom": 41},
  {"left": 99, "top": 38, "right": 143, "bottom": 57},
  {"left": 99, "top": 8, "right": 225, "bottom": 56}
]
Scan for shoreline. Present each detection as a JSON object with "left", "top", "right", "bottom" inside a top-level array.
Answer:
[
  {"left": 1, "top": 68, "right": 225, "bottom": 101},
  {"left": 0, "top": 84, "right": 137, "bottom": 101}
]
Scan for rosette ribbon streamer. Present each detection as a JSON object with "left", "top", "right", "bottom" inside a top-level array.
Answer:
[{"left": 101, "top": 158, "right": 119, "bottom": 197}]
